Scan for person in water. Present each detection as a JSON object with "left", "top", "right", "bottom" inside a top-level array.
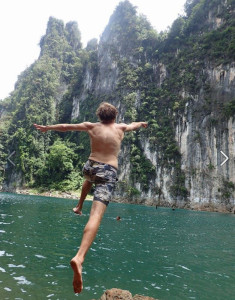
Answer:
[{"left": 34, "top": 102, "right": 147, "bottom": 294}]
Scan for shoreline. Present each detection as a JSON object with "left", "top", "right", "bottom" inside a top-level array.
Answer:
[
  {"left": 1, "top": 188, "right": 234, "bottom": 214},
  {"left": 112, "top": 197, "right": 235, "bottom": 214},
  {"left": 1, "top": 187, "right": 93, "bottom": 201}
]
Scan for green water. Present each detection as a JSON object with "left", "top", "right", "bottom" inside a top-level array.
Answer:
[{"left": 0, "top": 193, "right": 234, "bottom": 300}]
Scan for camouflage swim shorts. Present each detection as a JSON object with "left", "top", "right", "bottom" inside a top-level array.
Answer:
[{"left": 82, "top": 160, "right": 118, "bottom": 206}]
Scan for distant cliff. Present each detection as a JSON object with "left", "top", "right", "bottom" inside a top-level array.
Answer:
[{"left": 0, "top": 0, "right": 234, "bottom": 212}]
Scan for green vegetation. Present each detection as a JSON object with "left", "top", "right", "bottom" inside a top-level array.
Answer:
[
  {"left": 0, "top": 17, "right": 83, "bottom": 191},
  {"left": 223, "top": 98, "right": 235, "bottom": 119},
  {"left": 219, "top": 180, "right": 235, "bottom": 202},
  {"left": 34, "top": 139, "right": 83, "bottom": 191}
]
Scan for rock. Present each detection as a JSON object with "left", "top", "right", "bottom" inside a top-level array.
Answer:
[
  {"left": 133, "top": 295, "right": 157, "bottom": 300},
  {"left": 100, "top": 288, "right": 132, "bottom": 300},
  {"left": 97, "top": 288, "right": 158, "bottom": 300}
]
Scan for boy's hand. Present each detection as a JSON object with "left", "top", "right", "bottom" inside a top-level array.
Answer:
[
  {"left": 141, "top": 122, "right": 148, "bottom": 128},
  {"left": 34, "top": 124, "right": 48, "bottom": 133}
]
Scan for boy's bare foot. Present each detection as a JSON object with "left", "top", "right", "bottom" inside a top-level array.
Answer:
[
  {"left": 70, "top": 257, "right": 83, "bottom": 293},
  {"left": 73, "top": 206, "right": 82, "bottom": 215}
]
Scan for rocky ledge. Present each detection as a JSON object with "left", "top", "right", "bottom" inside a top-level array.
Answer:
[{"left": 91, "top": 288, "right": 158, "bottom": 300}]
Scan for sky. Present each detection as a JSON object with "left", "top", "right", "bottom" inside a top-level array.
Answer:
[{"left": 0, "top": 0, "right": 186, "bottom": 100}]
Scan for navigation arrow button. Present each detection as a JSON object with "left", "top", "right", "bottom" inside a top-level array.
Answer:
[
  {"left": 7, "top": 151, "right": 15, "bottom": 167},
  {"left": 220, "top": 151, "right": 229, "bottom": 166}
]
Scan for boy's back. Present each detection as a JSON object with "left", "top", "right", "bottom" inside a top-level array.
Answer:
[{"left": 87, "top": 122, "right": 125, "bottom": 169}]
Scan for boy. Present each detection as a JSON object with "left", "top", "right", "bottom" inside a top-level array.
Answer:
[{"left": 34, "top": 102, "right": 147, "bottom": 293}]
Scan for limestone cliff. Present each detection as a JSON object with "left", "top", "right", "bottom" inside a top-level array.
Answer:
[{"left": 175, "top": 63, "right": 235, "bottom": 211}]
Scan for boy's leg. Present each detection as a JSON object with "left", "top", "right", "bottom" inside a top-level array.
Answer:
[
  {"left": 70, "top": 200, "right": 107, "bottom": 293},
  {"left": 73, "top": 180, "right": 92, "bottom": 214}
]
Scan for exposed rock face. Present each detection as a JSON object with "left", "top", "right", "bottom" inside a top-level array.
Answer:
[
  {"left": 173, "top": 63, "right": 235, "bottom": 211},
  {"left": 92, "top": 288, "right": 157, "bottom": 300}
]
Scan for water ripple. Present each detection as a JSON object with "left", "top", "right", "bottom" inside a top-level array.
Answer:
[
  {"left": 35, "top": 254, "right": 46, "bottom": 259},
  {"left": 8, "top": 264, "right": 25, "bottom": 268},
  {"left": 13, "top": 276, "right": 32, "bottom": 285},
  {"left": 178, "top": 264, "right": 191, "bottom": 271},
  {"left": 0, "top": 266, "right": 6, "bottom": 272}
]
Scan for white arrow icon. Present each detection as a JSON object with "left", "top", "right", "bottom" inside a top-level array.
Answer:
[
  {"left": 220, "top": 151, "right": 229, "bottom": 166},
  {"left": 7, "top": 151, "right": 15, "bottom": 167}
]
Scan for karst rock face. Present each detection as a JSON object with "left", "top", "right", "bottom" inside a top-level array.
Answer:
[{"left": 0, "top": 0, "right": 234, "bottom": 212}]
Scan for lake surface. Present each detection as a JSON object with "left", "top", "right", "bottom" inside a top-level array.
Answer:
[{"left": 0, "top": 193, "right": 234, "bottom": 300}]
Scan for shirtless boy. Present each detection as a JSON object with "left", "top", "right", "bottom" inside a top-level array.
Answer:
[{"left": 34, "top": 102, "right": 147, "bottom": 294}]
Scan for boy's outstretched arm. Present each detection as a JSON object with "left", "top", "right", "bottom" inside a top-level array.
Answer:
[
  {"left": 33, "top": 122, "right": 93, "bottom": 133},
  {"left": 123, "top": 122, "right": 148, "bottom": 132}
]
